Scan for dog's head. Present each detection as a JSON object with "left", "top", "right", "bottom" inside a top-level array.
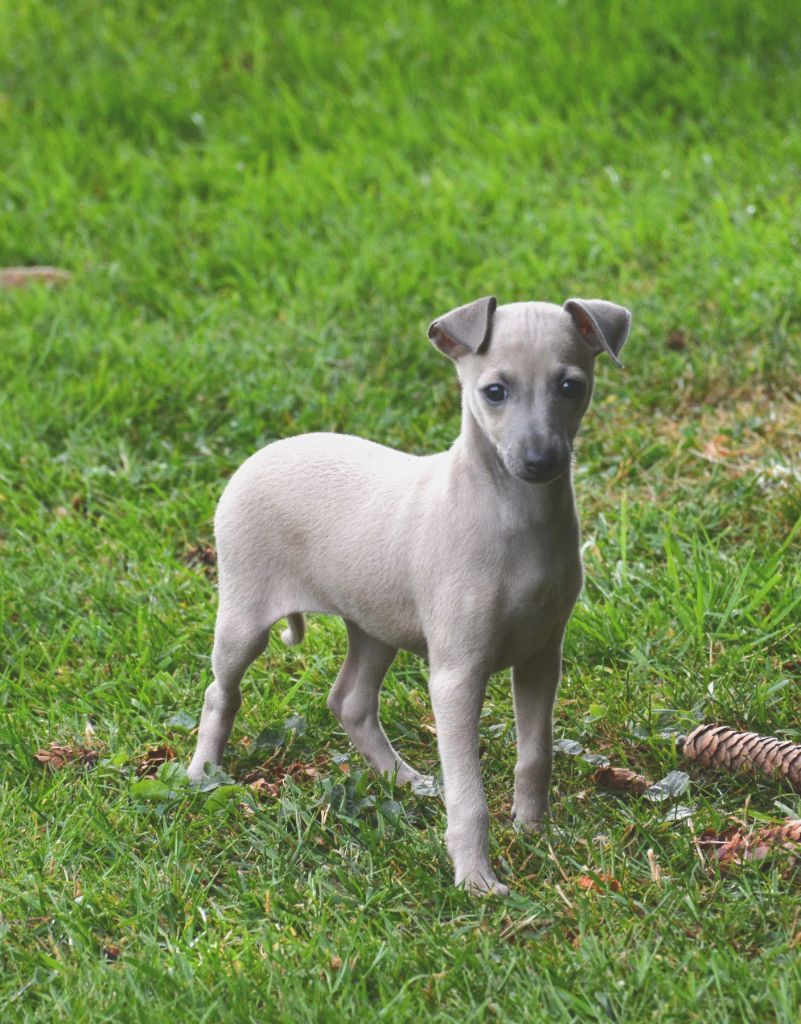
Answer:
[{"left": 428, "top": 296, "right": 631, "bottom": 484}]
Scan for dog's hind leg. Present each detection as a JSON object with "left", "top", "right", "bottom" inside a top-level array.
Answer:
[
  {"left": 328, "top": 621, "right": 433, "bottom": 791},
  {"left": 188, "top": 604, "right": 269, "bottom": 781}
]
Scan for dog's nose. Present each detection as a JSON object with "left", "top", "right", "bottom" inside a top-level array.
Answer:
[{"left": 523, "top": 448, "right": 559, "bottom": 478}]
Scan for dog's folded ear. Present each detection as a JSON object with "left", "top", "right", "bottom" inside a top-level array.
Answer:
[
  {"left": 563, "top": 298, "right": 632, "bottom": 368},
  {"left": 428, "top": 296, "right": 497, "bottom": 360}
]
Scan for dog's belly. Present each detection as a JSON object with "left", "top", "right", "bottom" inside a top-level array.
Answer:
[
  {"left": 295, "top": 588, "right": 428, "bottom": 658},
  {"left": 352, "top": 611, "right": 428, "bottom": 658}
]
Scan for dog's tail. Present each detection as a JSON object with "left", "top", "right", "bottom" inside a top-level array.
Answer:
[{"left": 280, "top": 613, "right": 306, "bottom": 646}]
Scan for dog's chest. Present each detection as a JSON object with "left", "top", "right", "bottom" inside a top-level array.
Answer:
[{"left": 490, "top": 538, "right": 582, "bottom": 666}]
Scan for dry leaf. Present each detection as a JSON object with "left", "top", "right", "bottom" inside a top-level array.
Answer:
[
  {"left": 34, "top": 743, "right": 99, "bottom": 771},
  {"left": 700, "top": 819, "right": 801, "bottom": 870},
  {"left": 184, "top": 544, "right": 217, "bottom": 577},
  {"left": 666, "top": 329, "right": 688, "bottom": 351},
  {"left": 647, "top": 848, "right": 662, "bottom": 883},
  {"left": 248, "top": 777, "right": 282, "bottom": 799},
  {"left": 245, "top": 755, "right": 328, "bottom": 799},
  {"left": 137, "top": 746, "right": 177, "bottom": 777},
  {"left": 0, "top": 266, "right": 72, "bottom": 288},
  {"left": 593, "top": 765, "right": 651, "bottom": 796},
  {"left": 701, "top": 436, "right": 734, "bottom": 463},
  {"left": 575, "top": 873, "right": 622, "bottom": 893}
]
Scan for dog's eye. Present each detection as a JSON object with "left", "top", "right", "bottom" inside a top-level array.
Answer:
[
  {"left": 559, "top": 379, "right": 585, "bottom": 399},
  {"left": 482, "top": 383, "right": 508, "bottom": 404}
]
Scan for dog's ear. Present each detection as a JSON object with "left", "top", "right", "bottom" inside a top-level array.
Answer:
[
  {"left": 564, "top": 298, "right": 631, "bottom": 368},
  {"left": 428, "top": 296, "right": 497, "bottom": 359}
]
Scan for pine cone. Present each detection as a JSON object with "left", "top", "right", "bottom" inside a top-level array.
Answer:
[{"left": 682, "top": 724, "right": 801, "bottom": 792}]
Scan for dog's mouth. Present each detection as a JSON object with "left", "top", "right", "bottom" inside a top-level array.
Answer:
[
  {"left": 516, "top": 463, "right": 569, "bottom": 485},
  {"left": 513, "top": 447, "right": 571, "bottom": 484}
]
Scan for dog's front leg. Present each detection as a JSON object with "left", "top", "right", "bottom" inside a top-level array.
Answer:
[
  {"left": 511, "top": 636, "right": 563, "bottom": 831},
  {"left": 429, "top": 664, "right": 508, "bottom": 896}
]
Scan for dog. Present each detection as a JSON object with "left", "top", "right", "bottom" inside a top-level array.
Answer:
[{"left": 188, "top": 295, "right": 631, "bottom": 894}]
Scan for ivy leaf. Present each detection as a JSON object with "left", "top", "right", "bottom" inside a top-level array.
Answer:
[
  {"left": 645, "top": 770, "right": 690, "bottom": 802},
  {"left": 380, "top": 799, "right": 403, "bottom": 822},
  {"left": 157, "top": 762, "right": 191, "bottom": 790},
  {"left": 582, "top": 753, "right": 611, "bottom": 768},
  {"left": 553, "top": 739, "right": 583, "bottom": 756},
  {"left": 130, "top": 778, "right": 176, "bottom": 802},
  {"left": 204, "top": 784, "right": 247, "bottom": 812},
  {"left": 166, "top": 711, "right": 196, "bottom": 730},
  {"left": 284, "top": 714, "right": 307, "bottom": 736},
  {"left": 253, "top": 726, "right": 286, "bottom": 751},
  {"left": 664, "top": 805, "right": 694, "bottom": 823}
]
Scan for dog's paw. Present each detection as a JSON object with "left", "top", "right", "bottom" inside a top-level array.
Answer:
[
  {"left": 512, "top": 815, "right": 546, "bottom": 835},
  {"left": 393, "top": 763, "right": 439, "bottom": 795},
  {"left": 461, "top": 871, "right": 511, "bottom": 898},
  {"left": 511, "top": 800, "right": 548, "bottom": 834},
  {"left": 407, "top": 773, "right": 439, "bottom": 797}
]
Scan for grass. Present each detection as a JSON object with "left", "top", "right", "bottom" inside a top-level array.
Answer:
[{"left": 1, "top": 0, "right": 801, "bottom": 1019}]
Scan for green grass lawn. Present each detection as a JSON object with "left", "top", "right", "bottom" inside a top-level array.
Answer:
[{"left": 2, "top": 1, "right": 801, "bottom": 1020}]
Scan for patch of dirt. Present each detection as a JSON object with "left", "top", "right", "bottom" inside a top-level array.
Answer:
[{"left": 0, "top": 266, "right": 71, "bottom": 288}]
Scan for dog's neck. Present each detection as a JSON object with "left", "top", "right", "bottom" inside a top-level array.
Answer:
[{"left": 449, "top": 403, "right": 576, "bottom": 526}]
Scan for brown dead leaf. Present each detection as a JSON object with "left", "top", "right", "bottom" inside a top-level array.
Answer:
[
  {"left": 247, "top": 777, "right": 283, "bottom": 799},
  {"left": 244, "top": 754, "right": 329, "bottom": 799},
  {"left": 701, "top": 436, "right": 734, "bottom": 463},
  {"left": 575, "top": 873, "right": 622, "bottom": 894},
  {"left": 0, "top": 266, "right": 72, "bottom": 288},
  {"left": 136, "top": 746, "right": 177, "bottom": 777},
  {"left": 700, "top": 819, "right": 801, "bottom": 870},
  {"left": 666, "top": 329, "right": 688, "bottom": 351},
  {"left": 184, "top": 544, "right": 217, "bottom": 577},
  {"left": 593, "top": 765, "right": 652, "bottom": 796},
  {"left": 647, "top": 848, "right": 662, "bottom": 883},
  {"left": 34, "top": 743, "right": 99, "bottom": 771}
]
